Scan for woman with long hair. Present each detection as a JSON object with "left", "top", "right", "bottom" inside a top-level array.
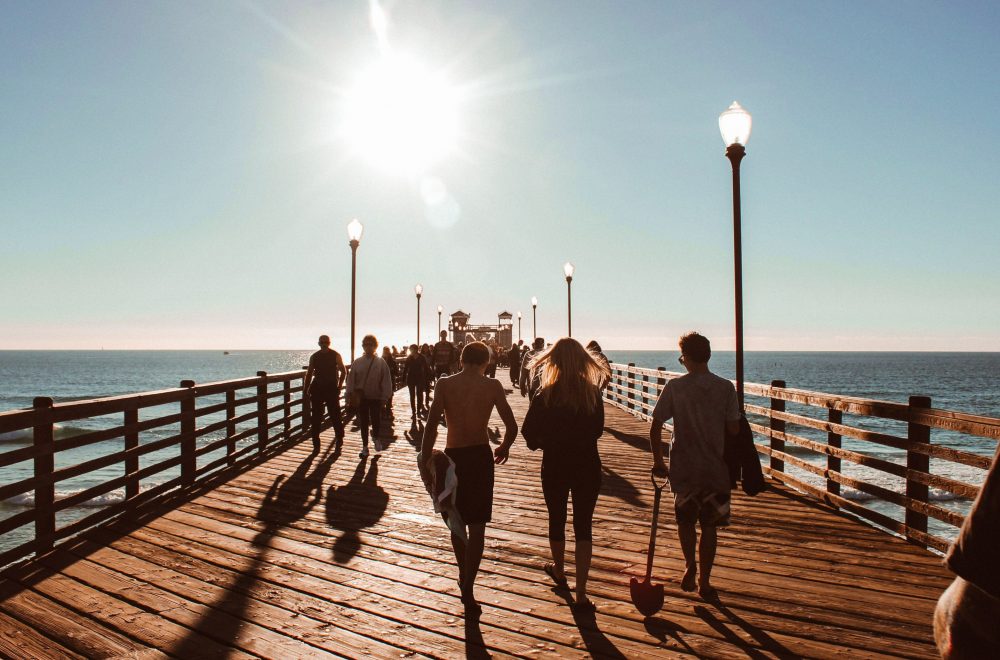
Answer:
[{"left": 521, "top": 337, "right": 610, "bottom": 613}]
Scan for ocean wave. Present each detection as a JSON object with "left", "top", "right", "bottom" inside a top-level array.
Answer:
[
  {"left": 840, "top": 487, "right": 969, "bottom": 503},
  {"left": 0, "top": 424, "right": 93, "bottom": 445},
  {"left": 5, "top": 482, "right": 168, "bottom": 508}
]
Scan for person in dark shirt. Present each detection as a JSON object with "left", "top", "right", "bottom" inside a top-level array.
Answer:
[
  {"left": 508, "top": 343, "right": 521, "bottom": 387},
  {"left": 433, "top": 331, "right": 456, "bottom": 378},
  {"left": 935, "top": 443, "right": 1000, "bottom": 656},
  {"left": 382, "top": 346, "right": 399, "bottom": 420},
  {"left": 303, "top": 334, "right": 346, "bottom": 452},
  {"left": 401, "top": 343, "right": 430, "bottom": 423},
  {"left": 519, "top": 336, "right": 546, "bottom": 400},
  {"left": 521, "top": 337, "right": 610, "bottom": 613}
]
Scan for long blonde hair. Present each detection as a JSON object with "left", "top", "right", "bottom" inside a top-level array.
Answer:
[{"left": 528, "top": 337, "right": 610, "bottom": 413}]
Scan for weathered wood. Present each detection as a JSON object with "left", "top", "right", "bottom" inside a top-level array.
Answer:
[
  {"left": 906, "top": 395, "right": 932, "bottom": 548},
  {"left": 256, "top": 371, "right": 268, "bottom": 452},
  {"left": 180, "top": 380, "right": 196, "bottom": 484},
  {"left": 32, "top": 397, "right": 55, "bottom": 554},
  {"left": 226, "top": 389, "right": 237, "bottom": 464},
  {"left": 124, "top": 404, "right": 139, "bottom": 503},
  {"left": 769, "top": 380, "right": 786, "bottom": 473}
]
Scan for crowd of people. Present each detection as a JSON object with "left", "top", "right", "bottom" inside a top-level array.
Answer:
[
  {"left": 303, "top": 326, "right": 1000, "bottom": 658},
  {"left": 304, "top": 328, "right": 743, "bottom": 620}
]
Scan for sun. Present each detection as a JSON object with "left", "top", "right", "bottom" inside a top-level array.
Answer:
[{"left": 342, "top": 54, "right": 460, "bottom": 174}]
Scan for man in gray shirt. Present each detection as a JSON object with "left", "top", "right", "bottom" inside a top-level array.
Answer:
[{"left": 650, "top": 332, "right": 740, "bottom": 598}]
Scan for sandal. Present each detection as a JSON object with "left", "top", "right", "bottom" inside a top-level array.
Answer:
[
  {"left": 544, "top": 563, "right": 569, "bottom": 588},
  {"left": 571, "top": 599, "right": 597, "bottom": 614}
]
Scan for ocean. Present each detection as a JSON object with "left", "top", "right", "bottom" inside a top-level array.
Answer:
[{"left": 1, "top": 350, "right": 998, "bottom": 555}]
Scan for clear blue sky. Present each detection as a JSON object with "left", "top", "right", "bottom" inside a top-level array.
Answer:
[{"left": 2, "top": 1, "right": 998, "bottom": 350}]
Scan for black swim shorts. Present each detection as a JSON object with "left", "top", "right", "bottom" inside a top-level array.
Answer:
[{"left": 445, "top": 444, "right": 495, "bottom": 525}]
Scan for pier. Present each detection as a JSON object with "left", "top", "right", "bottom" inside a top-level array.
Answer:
[{"left": 2, "top": 364, "right": 995, "bottom": 658}]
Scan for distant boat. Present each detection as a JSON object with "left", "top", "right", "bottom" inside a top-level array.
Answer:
[{"left": 223, "top": 351, "right": 230, "bottom": 355}]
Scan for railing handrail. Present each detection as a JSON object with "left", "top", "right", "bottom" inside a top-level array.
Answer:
[{"left": 603, "top": 361, "right": 997, "bottom": 553}]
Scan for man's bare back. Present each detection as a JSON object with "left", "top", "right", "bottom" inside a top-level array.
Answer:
[
  {"left": 436, "top": 371, "right": 508, "bottom": 448},
  {"left": 421, "top": 361, "right": 517, "bottom": 466}
]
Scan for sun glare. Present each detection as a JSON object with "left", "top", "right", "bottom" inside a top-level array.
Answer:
[{"left": 342, "top": 55, "right": 460, "bottom": 174}]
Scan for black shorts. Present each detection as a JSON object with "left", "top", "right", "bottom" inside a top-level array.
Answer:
[
  {"left": 445, "top": 444, "right": 495, "bottom": 525},
  {"left": 673, "top": 490, "right": 731, "bottom": 527}
]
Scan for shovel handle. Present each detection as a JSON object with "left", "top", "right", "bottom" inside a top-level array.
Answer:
[{"left": 644, "top": 478, "right": 666, "bottom": 581}]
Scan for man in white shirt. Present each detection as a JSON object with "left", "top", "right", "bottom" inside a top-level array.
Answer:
[{"left": 649, "top": 332, "right": 740, "bottom": 598}]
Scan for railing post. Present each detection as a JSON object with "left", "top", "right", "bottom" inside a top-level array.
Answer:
[
  {"left": 627, "top": 363, "right": 636, "bottom": 414},
  {"left": 769, "top": 380, "right": 786, "bottom": 473},
  {"left": 283, "top": 379, "right": 291, "bottom": 438},
  {"left": 33, "top": 397, "right": 55, "bottom": 554},
  {"left": 124, "top": 404, "right": 139, "bottom": 505},
  {"left": 906, "top": 395, "right": 931, "bottom": 547},
  {"left": 257, "top": 371, "right": 268, "bottom": 452},
  {"left": 180, "top": 380, "right": 196, "bottom": 484},
  {"left": 641, "top": 370, "right": 649, "bottom": 417},
  {"left": 827, "top": 408, "right": 842, "bottom": 498},
  {"left": 656, "top": 367, "right": 666, "bottom": 397},
  {"left": 226, "top": 389, "right": 236, "bottom": 464}
]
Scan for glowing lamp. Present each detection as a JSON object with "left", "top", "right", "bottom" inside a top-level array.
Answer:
[
  {"left": 414, "top": 284, "right": 423, "bottom": 297},
  {"left": 563, "top": 262, "right": 575, "bottom": 280},
  {"left": 347, "top": 218, "right": 364, "bottom": 243},
  {"left": 719, "top": 101, "right": 752, "bottom": 148}
]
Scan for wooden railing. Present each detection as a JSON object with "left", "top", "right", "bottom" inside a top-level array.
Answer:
[
  {"left": 604, "top": 362, "right": 1000, "bottom": 553},
  {"left": 0, "top": 370, "right": 315, "bottom": 568}
]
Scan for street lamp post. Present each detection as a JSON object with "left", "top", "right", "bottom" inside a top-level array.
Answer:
[
  {"left": 563, "top": 262, "right": 575, "bottom": 338},
  {"left": 719, "top": 101, "right": 752, "bottom": 407},
  {"left": 347, "top": 219, "right": 364, "bottom": 362},
  {"left": 437, "top": 305, "right": 443, "bottom": 339},
  {"left": 516, "top": 311, "right": 522, "bottom": 343},
  {"left": 531, "top": 297, "right": 538, "bottom": 340},
  {"left": 414, "top": 284, "right": 423, "bottom": 345}
]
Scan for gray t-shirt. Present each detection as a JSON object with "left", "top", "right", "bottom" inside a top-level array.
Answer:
[{"left": 652, "top": 372, "right": 741, "bottom": 494}]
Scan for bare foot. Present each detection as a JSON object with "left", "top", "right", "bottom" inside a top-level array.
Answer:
[
  {"left": 698, "top": 582, "right": 718, "bottom": 600},
  {"left": 681, "top": 568, "right": 697, "bottom": 592}
]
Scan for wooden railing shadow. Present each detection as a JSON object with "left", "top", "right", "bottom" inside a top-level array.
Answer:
[{"left": 169, "top": 447, "right": 335, "bottom": 658}]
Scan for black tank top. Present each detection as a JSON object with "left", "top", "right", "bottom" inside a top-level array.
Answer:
[{"left": 311, "top": 349, "right": 341, "bottom": 390}]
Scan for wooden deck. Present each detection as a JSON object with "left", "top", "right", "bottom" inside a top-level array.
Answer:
[{"left": 0, "top": 388, "right": 951, "bottom": 658}]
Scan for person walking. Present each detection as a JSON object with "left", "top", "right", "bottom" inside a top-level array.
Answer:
[
  {"left": 433, "top": 331, "right": 456, "bottom": 380},
  {"left": 402, "top": 343, "right": 430, "bottom": 423},
  {"left": 419, "top": 341, "right": 518, "bottom": 615},
  {"left": 508, "top": 343, "right": 521, "bottom": 387},
  {"left": 521, "top": 338, "right": 610, "bottom": 613},
  {"left": 519, "top": 336, "right": 545, "bottom": 399},
  {"left": 346, "top": 334, "right": 393, "bottom": 459},
  {"left": 382, "top": 346, "right": 399, "bottom": 420},
  {"left": 303, "top": 334, "right": 346, "bottom": 452},
  {"left": 649, "top": 332, "right": 741, "bottom": 598},
  {"left": 420, "top": 343, "right": 435, "bottom": 412}
]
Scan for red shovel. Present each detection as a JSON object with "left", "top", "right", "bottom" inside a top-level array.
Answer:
[{"left": 630, "top": 472, "right": 669, "bottom": 616}]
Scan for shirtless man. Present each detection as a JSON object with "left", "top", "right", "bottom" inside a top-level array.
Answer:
[{"left": 420, "top": 341, "right": 518, "bottom": 614}]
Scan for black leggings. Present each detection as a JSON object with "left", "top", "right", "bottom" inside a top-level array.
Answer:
[
  {"left": 542, "top": 458, "right": 602, "bottom": 542},
  {"left": 407, "top": 383, "right": 426, "bottom": 415},
  {"left": 356, "top": 398, "right": 381, "bottom": 444}
]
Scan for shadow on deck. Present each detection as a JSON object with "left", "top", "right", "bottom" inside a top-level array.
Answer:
[{"left": 0, "top": 389, "right": 950, "bottom": 658}]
